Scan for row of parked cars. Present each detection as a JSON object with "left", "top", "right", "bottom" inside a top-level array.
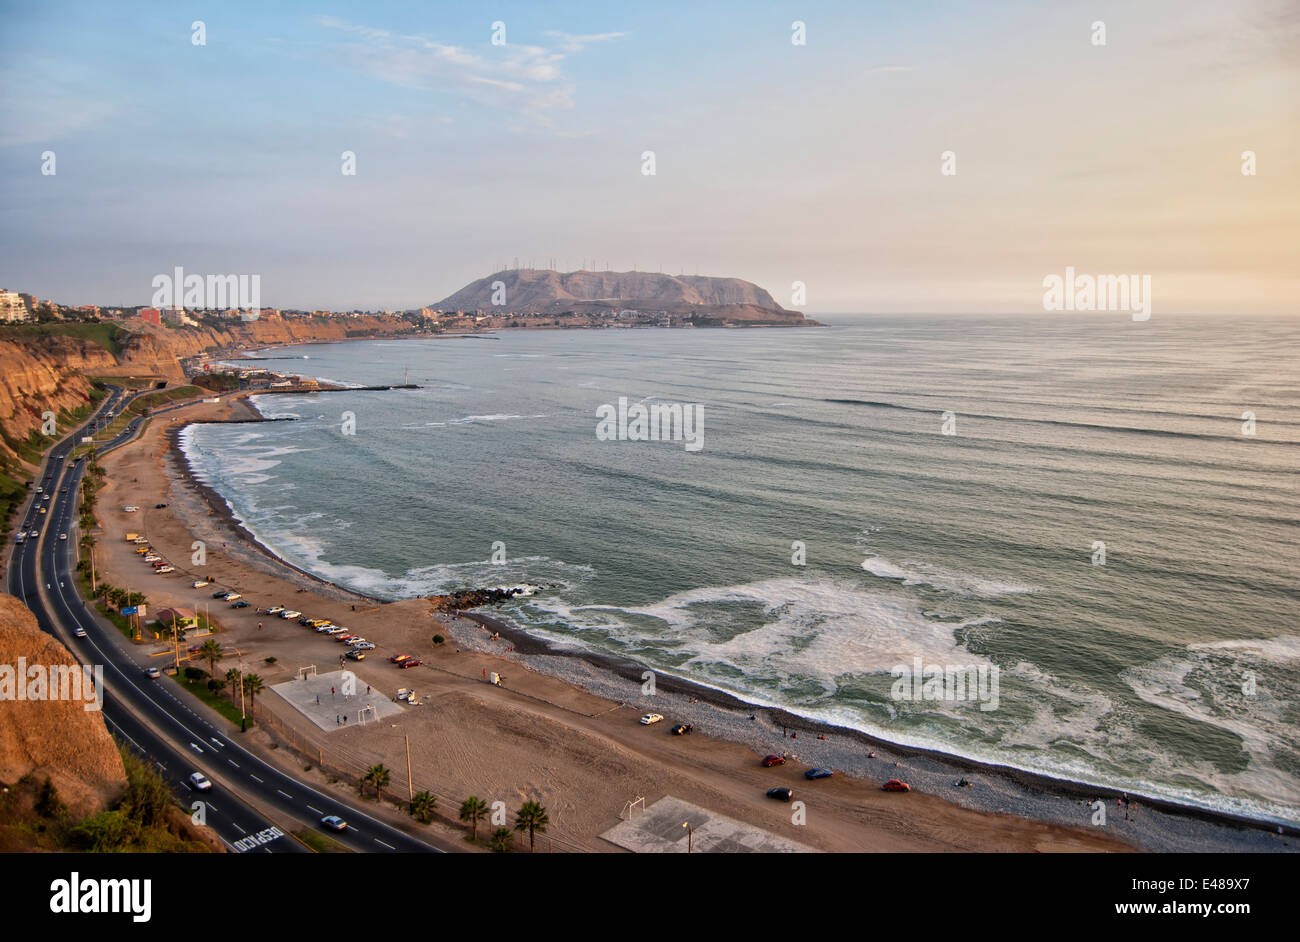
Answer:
[
  {"left": 267, "top": 605, "right": 375, "bottom": 660},
  {"left": 135, "top": 538, "right": 175, "bottom": 574}
]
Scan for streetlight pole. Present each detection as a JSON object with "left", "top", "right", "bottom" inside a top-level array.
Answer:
[
  {"left": 235, "top": 646, "right": 247, "bottom": 732},
  {"left": 682, "top": 821, "right": 693, "bottom": 853},
  {"left": 405, "top": 733, "right": 413, "bottom": 802}
]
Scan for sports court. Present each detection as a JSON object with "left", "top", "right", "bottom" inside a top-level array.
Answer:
[
  {"left": 600, "top": 795, "right": 816, "bottom": 853},
  {"left": 269, "top": 668, "right": 404, "bottom": 732}
]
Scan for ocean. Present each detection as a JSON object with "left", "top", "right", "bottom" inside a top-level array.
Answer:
[{"left": 180, "top": 313, "right": 1299, "bottom": 824}]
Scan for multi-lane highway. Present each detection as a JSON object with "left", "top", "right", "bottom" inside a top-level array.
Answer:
[{"left": 6, "top": 387, "right": 441, "bottom": 853}]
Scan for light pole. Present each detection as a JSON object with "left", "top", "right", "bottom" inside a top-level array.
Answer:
[
  {"left": 682, "top": 821, "right": 693, "bottom": 853},
  {"left": 235, "top": 646, "right": 247, "bottom": 732}
]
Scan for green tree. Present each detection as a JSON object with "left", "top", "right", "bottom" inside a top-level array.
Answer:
[
  {"left": 459, "top": 796, "right": 489, "bottom": 841},
  {"left": 199, "top": 638, "right": 222, "bottom": 677},
  {"left": 364, "top": 764, "right": 391, "bottom": 801},
  {"left": 410, "top": 791, "right": 437, "bottom": 823},
  {"left": 513, "top": 800, "right": 549, "bottom": 853},
  {"left": 242, "top": 673, "right": 264, "bottom": 713},
  {"left": 490, "top": 827, "right": 513, "bottom": 853}
]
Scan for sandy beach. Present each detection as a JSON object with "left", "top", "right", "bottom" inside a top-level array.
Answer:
[{"left": 85, "top": 387, "right": 1296, "bottom": 853}]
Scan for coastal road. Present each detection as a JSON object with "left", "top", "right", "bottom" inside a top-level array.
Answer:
[{"left": 8, "top": 392, "right": 443, "bottom": 853}]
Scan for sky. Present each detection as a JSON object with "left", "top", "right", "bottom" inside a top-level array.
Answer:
[{"left": 0, "top": 0, "right": 1296, "bottom": 314}]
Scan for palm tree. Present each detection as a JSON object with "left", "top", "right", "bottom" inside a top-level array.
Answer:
[
  {"left": 490, "top": 827, "right": 513, "bottom": 853},
  {"left": 242, "top": 674, "right": 264, "bottom": 714},
  {"left": 459, "top": 796, "right": 488, "bottom": 841},
  {"left": 224, "top": 667, "right": 242, "bottom": 699},
  {"left": 410, "top": 791, "right": 437, "bottom": 823},
  {"left": 199, "top": 639, "right": 222, "bottom": 678},
  {"left": 364, "top": 764, "right": 391, "bottom": 801},
  {"left": 513, "top": 800, "right": 549, "bottom": 853}
]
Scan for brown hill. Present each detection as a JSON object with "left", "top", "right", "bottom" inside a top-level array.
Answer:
[
  {"left": 434, "top": 269, "right": 815, "bottom": 324},
  {"left": 0, "top": 593, "right": 126, "bottom": 818}
]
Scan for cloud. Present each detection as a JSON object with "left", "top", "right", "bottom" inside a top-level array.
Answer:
[
  {"left": 314, "top": 18, "right": 619, "bottom": 126},
  {"left": 866, "top": 66, "right": 914, "bottom": 74},
  {"left": 543, "top": 30, "right": 627, "bottom": 53}
]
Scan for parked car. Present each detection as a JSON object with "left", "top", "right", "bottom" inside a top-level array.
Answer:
[
  {"left": 145, "top": 666, "right": 161, "bottom": 679},
  {"left": 345, "top": 650, "right": 366, "bottom": 661},
  {"left": 336, "top": 635, "right": 359, "bottom": 644},
  {"left": 320, "top": 815, "right": 347, "bottom": 832},
  {"left": 230, "top": 600, "right": 250, "bottom": 608},
  {"left": 155, "top": 503, "right": 168, "bottom": 509},
  {"left": 155, "top": 565, "right": 175, "bottom": 573},
  {"left": 212, "top": 590, "right": 229, "bottom": 599},
  {"left": 762, "top": 754, "right": 786, "bottom": 767},
  {"left": 882, "top": 779, "right": 911, "bottom": 792},
  {"left": 640, "top": 713, "right": 664, "bottom": 725},
  {"left": 188, "top": 772, "right": 212, "bottom": 792},
  {"left": 397, "top": 658, "right": 422, "bottom": 668},
  {"left": 766, "top": 787, "right": 793, "bottom": 802},
  {"left": 192, "top": 580, "right": 211, "bottom": 588},
  {"left": 671, "top": 723, "right": 694, "bottom": 735},
  {"left": 805, "top": 768, "right": 833, "bottom": 780},
  {"left": 222, "top": 592, "right": 241, "bottom": 601},
  {"left": 281, "top": 610, "right": 301, "bottom": 619},
  {"left": 266, "top": 605, "right": 285, "bottom": 614},
  {"left": 390, "top": 654, "right": 413, "bottom": 663},
  {"left": 350, "top": 641, "right": 375, "bottom": 651}
]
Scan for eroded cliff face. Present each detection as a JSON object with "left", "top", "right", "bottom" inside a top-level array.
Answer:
[
  {"left": 0, "top": 594, "right": 127, "bottom": 818},
  {"left": 0, "top": 315, "right": 416, "bottom": 471},
  {"left": 0, "top": 339, "right": 98, "bottom": 461}
]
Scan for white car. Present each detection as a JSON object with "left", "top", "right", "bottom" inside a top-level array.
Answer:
[
  {"left": 74, "top": 628, "right": 87, "bottom": 638},
  {"left": 350, "top": 641, "right": 375, "bottom": 650},
  {"left": 155, "top": 566, "right": 175, "bottom": 573},
  {"left": 266, "top": 605, "right": 285, "bottom": 614},
  {"left": 192, "top": 579, "right": 211, "bottom": 588},
  {"left": 281, "top": 610, "right": 301, "bottom": 619},
  {"left": 640, "top": 713, "right": 664, "bottom": 725},
  {"left": 222, "top": 592, "right": 241, "bottom": 601},
  {"left": 145, "top": 666, "right": 161, "bottom": 679},
  {"left": 58, "top": 533, "right": 67, "bottom": 541},
  {"left": 188, "top": 772, "right": 212, "bottom": 792},
  {"left": 123, "top": 505, "right": 138, "bottom": 512}
]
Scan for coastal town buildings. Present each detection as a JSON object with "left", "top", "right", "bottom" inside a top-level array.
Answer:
[{"left": 0, "top": 290, "right": 29, "bottom": 322}]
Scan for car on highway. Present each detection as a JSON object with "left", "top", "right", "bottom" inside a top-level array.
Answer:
[
  {"left": 230, "top": 600, "right": 250, "bottom": 608},
  {"left": 58, "top": 533, "right": 67, "bottom": 541},
  {"left": 766, "top": 787, "right": 794, "bottom": 802},
  {"left": 397, "top": 658, "right": 422, "bottom": 668},
  {"left": 805, "top": 768, "right": 833, "bottom": 780},
  {"left": 188, "top": 772, "right": 212, "bottom": 792},
  {"left": 14, "top": 533, "right": 25, "bottom": 544},
  {"left": 192, "top": 580, "right": 211, "bottom": 588},
  {"left": 38, "top": 506, "right": 46, "bottom": 515},
  {"left": 640, "top": 713, "right": 664, "bottom": 725},
  {"left": 762, "top": 754, "right": 786, "bottom": 767},
  {"left": 145, "top": 666, "right": 162, "bottom": 679},
  {"left": 320, "top": 815, "right": 347, "bottom": 831},
  {"left": 882, "top": 779, "right": 911, "bottom": 793},
  {"left": 73, "top": 628, "right": 87, "bottom": 638},
  {"left": 345, "top": 650, "right": 366, "bottom": 661}
]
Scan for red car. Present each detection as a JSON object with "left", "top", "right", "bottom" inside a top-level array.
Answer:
[
  {"left": 390, "top": 654, "right": 412, "bottom": 663},
  {"left": 761, "top": 754, "right": 786, "bottom": 767},
  {"left": 397, "top": 658, "right": 422, "bottom": 669},
  {"left": 882, "top": 779, "right": 911, "bottom": 792}
]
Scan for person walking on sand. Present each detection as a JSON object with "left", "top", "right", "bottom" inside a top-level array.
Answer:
[
  {"left": 257, "top": 621, "right": 263, "bottom": 631},
  {"left": 331, "top": 686, "right": 335, "bottom": 698}
]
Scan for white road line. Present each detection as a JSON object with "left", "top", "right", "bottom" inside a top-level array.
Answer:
[
  {"left": 249, "top": 774, "right": 263, "bottom": 783},
  {"left": 307, "top": 805, "right": 322, "bottom": 814},
  {"left": 276, "top": 789, "right": 292, "bottom": 799},
  {"left": 374, "top": 838, "right": 395, "bottom": 850},
  {"left": 189, "top": 742, "right": 204, "bottom": 753}
]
